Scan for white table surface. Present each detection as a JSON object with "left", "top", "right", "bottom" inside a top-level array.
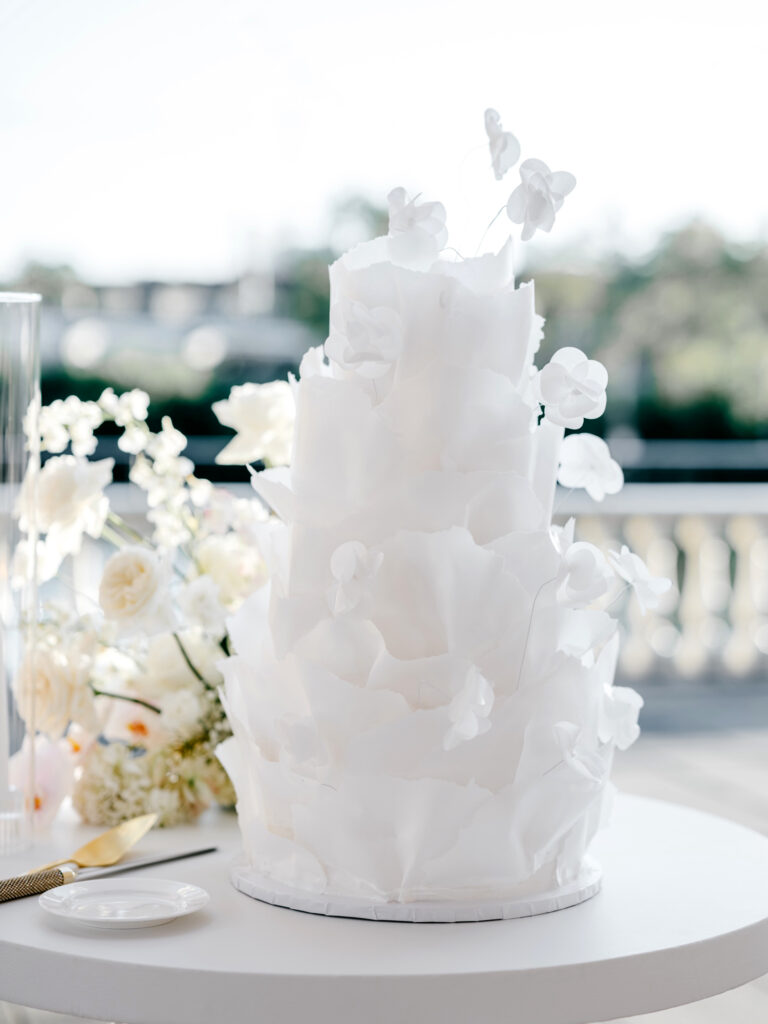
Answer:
[{"left": 1, "top": 795, "right": 768, "bottom": 1024}]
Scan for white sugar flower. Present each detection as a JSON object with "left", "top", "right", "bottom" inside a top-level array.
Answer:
[
  {"left": 327, "top": 541, "right": 383, "bottom": 616},
  {"left": 600, "top": 685, "right": 644, "bottom": 750},
  {"left": 550, "top": 516, "right": 575, "bottom": 556},
  {"left": 558, "top": 541, "right": 613, "bottom": 606},
  {"left": 98, "top": 546, "right": 175, "bottom": 636},
  {"left": 213, "top": 381, "right": 295, "bottom": 467},
  {"left": 484, "top": 108, "right": 520, "bottom": 181},
  {"left": 299, "top": 345, "right": 332, "bottom": 380},
  {"left": 178, "top": 575, "right": 227, "bottom": 635},
  {"left": 558, "top": 433, "right": 624, "bottom": 501},
  {"left": 325, "top": 301, "right": 403, "bottom": 379},
  {"left": 443, "top": 666, "right": 494, "bottom": 751},
  {"left": 387, "top": 187, "right": 448, "bottom": 267},
  {"left": 609, "top": 545, "right": 672, "bottom": 615},
  {"left": 537, "top": 347, "right": 607, "bottom": 429},
  {"left": 19, "top": 455, "right": 114, "bottom": 566},
  {"left": 506, "top": 158, "right": 576, "bottom": 241},
  {"left": 15, "top": 635, "right": 99, "bottom": 739}
]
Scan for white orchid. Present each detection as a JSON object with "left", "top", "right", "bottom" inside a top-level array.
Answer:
[
  {"left": 325, "top": 301, "right": 403, "bottom": 378},
  {"left": 484, "top": 108, "right": 520, "bottom": 181},
  {"left": 557, "top": 432, "right": 624, "bottom": 501},
  {"left": 9, "top": 736, "right": 74, "bottom": 828},
  {"left": 506, "top": 158, "right": 576, "bottom": 241},
  {"left": 558, "top": 542, "right": 614, "bottom": 607},
  {"left": 609, "top": 545, "right": 672, "bottom": 615},
  {"left": 387, "top": 187, "right": 448, "bottom": 267},
  {"left": 327, "top": 541, "right": 383, "bottom": 616},
  {"left": 537, "top": 347, "right": 607, "bottom": 429},
  {"left": 443, "top": 667, "right": 494, "bottom": 751},
  {"left": 213, "top": 381, "right": 295, "bottom": 467}
]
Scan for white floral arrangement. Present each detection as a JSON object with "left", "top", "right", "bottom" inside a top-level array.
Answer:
[{"left": 11, "top": 382, "right": 294, "bottom": 827}]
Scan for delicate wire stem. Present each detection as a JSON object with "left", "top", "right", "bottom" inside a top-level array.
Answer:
[
  {"left": 91, "top": 688, "right": 160, "bottom": 714},
  {"left": 173, "top": 632, "right": 214, "bottom": 691},
  {"left": 474, "top": 203, "right": 507, "bottom": 257},
  {"left": 515, "top": 573, "right": 560, "bottom": 689},
  {"left": 552, "top": 487, "right": 576, "bottom": 518}
]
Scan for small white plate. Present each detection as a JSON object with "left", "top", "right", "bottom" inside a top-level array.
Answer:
[{"left": 39, "top": 877, "right": 210, "bottom": 929}]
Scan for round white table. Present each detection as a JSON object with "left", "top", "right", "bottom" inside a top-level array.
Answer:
[{"left": 1, "top": 795, "right": 768, "bottom": 1024}]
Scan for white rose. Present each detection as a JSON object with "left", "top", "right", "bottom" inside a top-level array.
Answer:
[
  {"left": 15, "top": 639, "right": 99, "bottom": 740},
  {"left": 98, "top": 546, "right": 174, "bottom": 634},
  {"left": 144, "top": 632, "right": 223, "bottom": 697},
  {"left": 178, "top": 575, "right": 227, "bottom": 635},
  {"left": 18, "top": 456, "right": 114, "bottom": 577},
  {"left": 194, "top": 533, "right": 268, "bottom": 606},
  {"left": 213, "top": 381, "right": 295, "bottom": 466}
]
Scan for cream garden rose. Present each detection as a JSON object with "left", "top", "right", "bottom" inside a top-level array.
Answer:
[{"left": 98, "top": 546, "right": 172, "bottom": 633}]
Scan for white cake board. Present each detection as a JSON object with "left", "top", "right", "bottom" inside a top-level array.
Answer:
[{"left": 230, "top": 855, "right": 603, "bottom": 922}]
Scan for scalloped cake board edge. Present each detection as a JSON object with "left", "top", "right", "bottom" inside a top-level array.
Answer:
[{"left": 229, "top": 855, "right": 603, "bottom": 922}]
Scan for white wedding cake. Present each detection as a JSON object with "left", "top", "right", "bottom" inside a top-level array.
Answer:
[{"left": 218, "top": 114, "right": 663, "bottom": 921}]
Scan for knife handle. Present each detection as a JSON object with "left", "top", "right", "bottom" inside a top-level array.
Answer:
[{"left": 0, "top": 867, "right": 76, "bottom": 903}]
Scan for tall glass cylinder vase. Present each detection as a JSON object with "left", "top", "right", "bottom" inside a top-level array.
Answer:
[{"left": 0, "top": 293, "right": 40, "bottom": 855}]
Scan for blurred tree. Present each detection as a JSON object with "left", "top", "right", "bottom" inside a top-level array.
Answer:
[
  {"left": 7, "top": 260, "right": 81, "bottom": 303},
  {"left": 530, "top": 222, "right": 768, "bottom": 439}
]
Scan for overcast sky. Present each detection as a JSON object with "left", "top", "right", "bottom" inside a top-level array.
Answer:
[{"left": 1, "top": 0, "right": 766, "bottom": 281}]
